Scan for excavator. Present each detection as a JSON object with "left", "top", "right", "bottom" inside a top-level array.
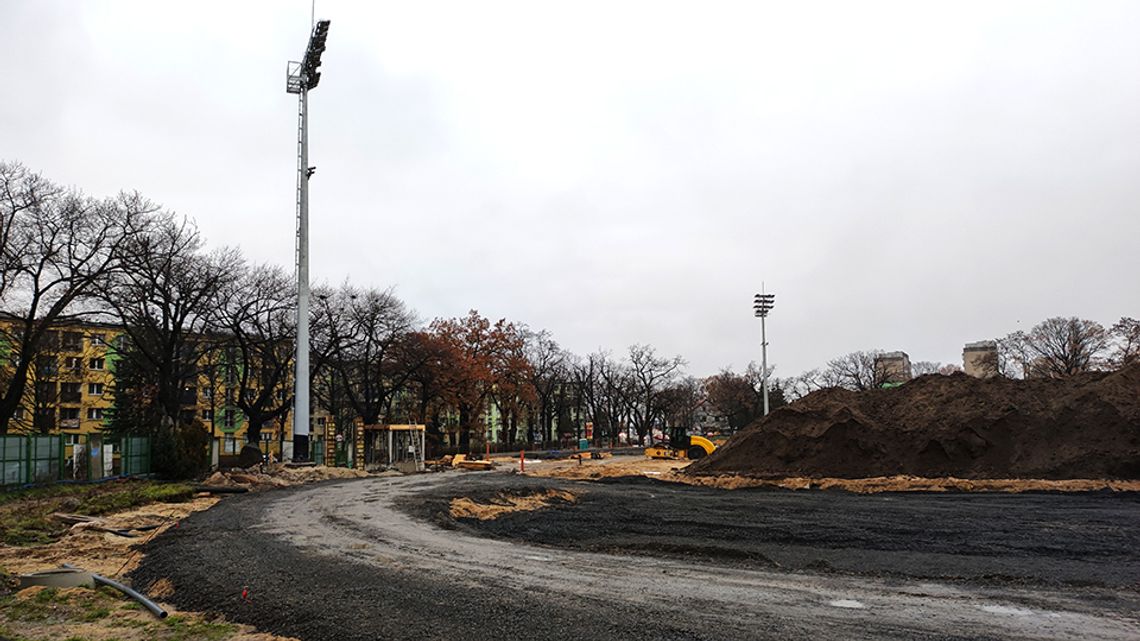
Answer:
[{"left": 644, "top": 425, "right": 717, "bottom": 461}]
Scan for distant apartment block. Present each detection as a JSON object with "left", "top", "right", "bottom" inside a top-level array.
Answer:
[
  {"left": 962, "top": 341, "right": 998, "bottom": 378},
  {"left": 874, "top": 351, "right": 912, "bottom": 385}
]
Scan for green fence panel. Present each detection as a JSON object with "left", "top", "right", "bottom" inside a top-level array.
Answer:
[
  {"left": 29, "top": 436, "right": 60, "bottom": 484},
  {"left": 121, "top": 437, "right": 150, "bottom": 475},
  {"left": 1, "top": 436, "right": 25, "bottom": 486},
  {"left": 311, "top": 438, "right": 325, "bottom": 466},
  {"left": 0, "top": 435, "right": 152, "bottom": 488}
]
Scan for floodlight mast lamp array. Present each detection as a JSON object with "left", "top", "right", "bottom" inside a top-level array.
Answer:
[
  {"left": 753, "top": 290, "right": 776, "bottom": 416},
  {"left": 286, "top": 19, "right": 330, "bottom": 461}
]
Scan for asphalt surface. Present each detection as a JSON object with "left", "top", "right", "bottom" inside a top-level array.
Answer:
[{"left": 133, "top": 472, "right": 1140, "bottom": 641}]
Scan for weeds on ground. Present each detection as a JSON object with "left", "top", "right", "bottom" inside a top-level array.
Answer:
[
  {"left": 0, "top": 586, "right": 241, "bottom": 641},
  {"left": 161, "top": 615, "right": 238, "bottom": 641},
  {"left": 0, "top": 480, "right": 194, "bottom": 546}
]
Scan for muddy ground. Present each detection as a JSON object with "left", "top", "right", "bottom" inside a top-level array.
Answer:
[{"left": 132, "top": 473, "right": 1140, "bottom": 641}]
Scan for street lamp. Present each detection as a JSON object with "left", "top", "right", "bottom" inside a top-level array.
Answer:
[
  {"left": 286, "top": 19, "right": 331, "bottom": 461},
  {"left": 753, "top": 289, "right": 775, "bottom": 416}
]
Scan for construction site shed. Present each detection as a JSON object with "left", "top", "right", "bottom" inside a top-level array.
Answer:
[{"left": 357, "top": 424, "right": 426, "bottom": 473}]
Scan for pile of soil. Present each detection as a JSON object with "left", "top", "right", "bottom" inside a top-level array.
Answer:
[
  {"left": 688, "top": 365, "right": 1140, "bottom": 480},
  {"left": 200, "top": 463, "right": 368, "bottom": 491}
]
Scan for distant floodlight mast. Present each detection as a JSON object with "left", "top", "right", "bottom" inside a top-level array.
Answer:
[
  {"left": 286, "top": 19, "right": 330, "bottom": 461},
  {"left": 753, "top": 288, "right": 775, "bottom": 416}
]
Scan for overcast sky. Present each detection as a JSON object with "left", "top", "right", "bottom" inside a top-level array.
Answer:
[{"left": 2, "top": 1, "right": 1138, "bottom": 377}]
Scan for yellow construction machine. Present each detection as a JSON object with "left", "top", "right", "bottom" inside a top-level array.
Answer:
[{"left": 645, "top": 428, "right": 717, "bottom": 461}]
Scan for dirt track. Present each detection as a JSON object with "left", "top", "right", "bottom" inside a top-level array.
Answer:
[{"left": 133, "top": 473, "right": 1140, "bottom": 641}]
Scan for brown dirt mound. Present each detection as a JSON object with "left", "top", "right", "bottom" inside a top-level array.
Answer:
[{"left": 688, "top": 365, "right": 1140, "bottom": 480}]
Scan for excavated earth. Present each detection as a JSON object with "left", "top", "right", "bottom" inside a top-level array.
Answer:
[
  {"left": 689, "top": 365, "right": 1140, "bottom": 480},
  {"left": 132, "top": 473, "right": 1140, "bottom": 641}
]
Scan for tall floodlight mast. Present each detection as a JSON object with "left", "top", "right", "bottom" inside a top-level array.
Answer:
[
  {"left": 286, "top": 19, "right": 330, "bottom": 461},
  {"left": 753, "top": 288, "right": 776, "bottom": 416}
]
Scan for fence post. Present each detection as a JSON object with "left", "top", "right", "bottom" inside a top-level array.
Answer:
[{"left": 24, "top": 434, "right": 31, "bottom": 485}]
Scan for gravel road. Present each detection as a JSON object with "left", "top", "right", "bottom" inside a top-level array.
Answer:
[{"left": 133, "top": 472, "right": 1140, "bottom": 641}]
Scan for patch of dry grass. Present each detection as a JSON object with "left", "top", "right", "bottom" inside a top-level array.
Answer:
[{"left": 0, "top": 585, "right": 299, "bottom": 641}]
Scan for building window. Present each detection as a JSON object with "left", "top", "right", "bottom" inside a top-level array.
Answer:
[
  {"left": 60, "top": 408, "right": 80, "bottom": 421},
  {"left": 63, "top": 432, "right": 81, "bottom": 445},
  {"left": 65, "top": 356, "right": 82, "bottom": 370},
  {"left": 88, "top": 382, "right": 104, "bottom": 395},
  {"left": 223, "top": 409, "right": 236, "bottom": 428},
  {"left": 60, "top": 382, "right": 81, "bottom": 403},
  {"left": 201, "top": 409, "right": 214, "bottom": 421},
  {"left": 89, "top": 333, "right": 105, "bottom": 346},
  {"left": 89, "top": 358, "right": 105, "bottom": 371},
  {"left": 61, "top": 332, "right": 83, "bottom": 351},
  {"left": 13, "top": 407, "right": 25, "bottom": 420},
  {"left": 35, "top": 355, "right": 58, "bottom": 376},
  {"left": 87, "top": 408, "right": 104, "bottom": 420},
  {"left": 34, "top": 407, "right": 55, "bottom": 430}
]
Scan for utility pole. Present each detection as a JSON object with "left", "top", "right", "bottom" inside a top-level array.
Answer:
[
  {"left": 286, "top": 19, "right": 330, "bottom": 461},
  {"left": 753, "top": 287, "right": 775, "bottom": 416}
]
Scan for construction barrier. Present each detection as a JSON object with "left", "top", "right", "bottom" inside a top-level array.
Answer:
[{"left": 0, "top": 434, "right": 153, "bottom": 488}]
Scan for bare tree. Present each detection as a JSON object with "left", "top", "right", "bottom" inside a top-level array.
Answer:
[
  {"left": 1110, "top": 317, "right": 1140, "bottom": 369},
  {"left": 910, "top": 361, "right": 962, "bottom": 376},
  {"left": 217, "top": 263, "right": 296, "bottom": 444},
  {"left": 310, "top": 283, "right": 355, "bottom": 432},
  {"left": 101, "top": 216, "right": 241, "bottom": 477},
  {"left": 524, "top": 329, "right": 566, "bottom": 444},
  {"left": 627, "top": 344, "right": 685, "bottom": 444},
  {"left": 659, "top": 376, "right": 705, "bottom": 432},
  {"left": 1000, "top": 317, "right": 1110, "bottom": 378},
  {"left": 0, "top": 166, "right": 152, "bottom": 434},
  {"left": 572, "top": 351, "right": 633, "bottom": 446},
  {"left": 334, "top": 286, "right": 418, "bottom": 426},
  {"left": 0, "top": 162, "right": 54, "bottom": 301},
  {"left": 822, "top": 350, "right": 887, "bottom": 391}
]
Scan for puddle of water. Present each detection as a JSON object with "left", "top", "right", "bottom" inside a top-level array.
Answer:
[
  {"left": 980, "top": 605, "right": 1034, "bottom": 616},
  {"left": 828, "top": 599, "right": 867, "bottom": 609}
]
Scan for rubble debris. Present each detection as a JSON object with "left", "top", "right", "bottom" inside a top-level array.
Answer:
[{"left": 198, "top": 464, "right": 369, "bottom": 491}]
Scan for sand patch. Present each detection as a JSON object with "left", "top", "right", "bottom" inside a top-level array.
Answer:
[
  {"left": 450, "top": 489, "right": 578, "bottom": 520},
  {"left": 524, "top": 456, "right": 683, "bottom": 481},
  {"left": 522, "top": 454, "right": 1140, "bottom": 493},
  {"left": 0, "top": 496, "right": 217, "bottom": 577}
]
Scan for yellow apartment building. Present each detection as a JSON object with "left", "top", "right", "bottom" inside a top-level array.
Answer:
[{"left": 0, "top": 317, "right": 308, "bottom": 451}]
